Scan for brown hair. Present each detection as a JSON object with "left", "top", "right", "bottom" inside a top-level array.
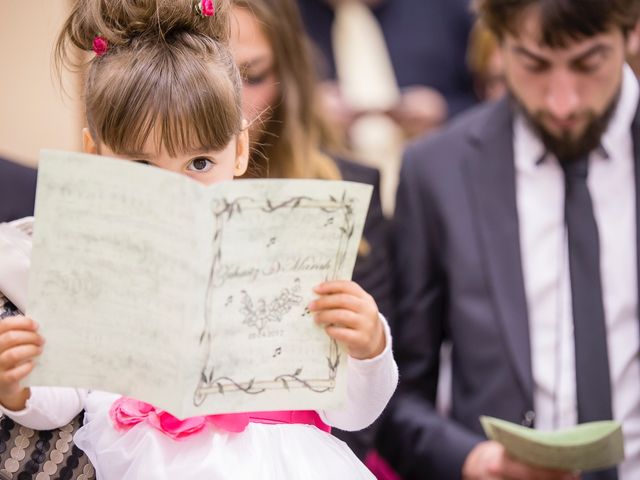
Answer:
[
  {"left": 467, "top": 21, "right": 499, "bottom": 79},
  {"left": 474, "top": 0, "right": 640, "bottom": 47},
  {"left": 56, "top": 0, "right": 243, "bottom": 157},
  {"left": 232, "top": 0, "right": 342, "bottom": 180}
]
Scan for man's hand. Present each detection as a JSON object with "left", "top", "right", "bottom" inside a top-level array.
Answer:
[{"left": 463, "top": 441, "right": 581, "bottom": 480}]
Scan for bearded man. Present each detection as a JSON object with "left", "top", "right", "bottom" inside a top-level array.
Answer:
[{"left": 378, "top": 1, "right": 640, "bottom": 479}]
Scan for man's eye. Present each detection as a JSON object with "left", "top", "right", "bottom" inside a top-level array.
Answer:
[
  {"left": 522, "top": 61, "right": 549, "bottom": 73},
  {"left": 574, "top": 60, "right": 600, "bottom": 74},
  {"left": 188, "top": 158, "right": 214, "bottom": 172}
]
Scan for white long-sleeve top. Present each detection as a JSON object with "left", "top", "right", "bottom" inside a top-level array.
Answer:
[{"left": 2, "top": 316, "right": 397, "bottom": 433}]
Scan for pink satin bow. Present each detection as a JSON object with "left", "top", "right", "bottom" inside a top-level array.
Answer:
[{"left": 110, "top": 397, "right": 330, "bottom": 440}]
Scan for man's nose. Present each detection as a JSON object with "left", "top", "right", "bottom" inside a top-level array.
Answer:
[{"left": 545, "top": 69, "right": 580, "bottom": 120}]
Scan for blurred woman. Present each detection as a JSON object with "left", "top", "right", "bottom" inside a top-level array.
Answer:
[
  {"left": 467, "top": 20, "right": 506, "bottom": 101},
  {"left": 230, "top": 0, "right": 394, "bottom": 462}
]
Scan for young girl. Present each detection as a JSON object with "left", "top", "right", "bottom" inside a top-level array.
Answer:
[{"left": 0, "top": 1, "right": 398, "bottom": 478}]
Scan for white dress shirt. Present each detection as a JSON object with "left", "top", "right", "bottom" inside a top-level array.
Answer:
[{"left": 516, "top": 64, "right": 640, "bottom": 478}]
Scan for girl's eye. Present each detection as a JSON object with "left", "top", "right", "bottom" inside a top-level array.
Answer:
[{"left": 188, "top": 157, "right": 214, "bottom": 172}]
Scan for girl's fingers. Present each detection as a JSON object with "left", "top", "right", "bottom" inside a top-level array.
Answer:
[
  {"left": 0, "top": 316, "right": 38, "bottom": 335},
  {"left": 309, "top": 293, "right": 363, "bottom": 313},
  {"left": 324, "top": 325, "right": 361, "bottom": 345},
  {"left": 321, "top": 312, "right": 385, "bottom": 360},
  {"left": 313, "top": 280, "right": 366, "bottom": 298},
  {"left": 0, "top": 361, "right": 35, "bottom": 386},
  {"left": 0, "top": 345, "right": 43, "bottom": 370},
  {"left": 314, "top": 309, "right": 360, "bottom": 329},
  {"left": 0, "top": 330, "right": 44, "bottom": 353},
  {"left": 2, "top": 361, "right": 35, "bottom": 383}
]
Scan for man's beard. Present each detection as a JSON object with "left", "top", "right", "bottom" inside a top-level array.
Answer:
[{"left": 511, "top": 89, "right": 620, "bottom": 162}]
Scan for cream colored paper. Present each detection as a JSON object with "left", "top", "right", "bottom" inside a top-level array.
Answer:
[
  {"left": 27, "top": 150, "right": 372, "bottom": 418},
  {"left": 481, "top": 416, "right": 625, "bottom": 472}
]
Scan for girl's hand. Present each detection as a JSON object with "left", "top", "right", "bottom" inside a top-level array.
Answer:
[
  {"left": 309, "top": 280, "right": 385, "bottom": 360},
  {"left": 0, "top": 316, "right": 43, "bottom": 410}
]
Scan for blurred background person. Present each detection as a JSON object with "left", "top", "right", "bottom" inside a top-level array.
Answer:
[
  {"left": 229, "top": 0, "right": 394, "bottom": 461},
  {"left": 296, "top": 0, "right": 477, "bottom": 214},
  {"left": 467, "top": 19, "right": 506, "bottom": 101},
  {"left": 298, "top": 0, "right": 477, "bottom": 120},
  {"left": 229, "top": 0, "right": 395, "bottom": 464}
]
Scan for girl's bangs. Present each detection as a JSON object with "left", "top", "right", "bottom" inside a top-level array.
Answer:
[{"left": 91, "top": 43, "right": 241, "bottom": 157}]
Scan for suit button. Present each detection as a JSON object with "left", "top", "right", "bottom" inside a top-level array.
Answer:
[{"left": 521, "top": 410, "right": 536, "bottom": 427}]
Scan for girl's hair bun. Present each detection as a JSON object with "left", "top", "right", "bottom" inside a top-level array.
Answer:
[
  {"left": 56, "top": 0, "right": 242, "bottom": 158},
  {"left": 60, "top": 0, "right": 230, "bottom": 60}
]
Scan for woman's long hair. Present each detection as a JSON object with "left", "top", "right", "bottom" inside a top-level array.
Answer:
[{"left": 233, "top": 0, "right": 343, "bottom": 180}]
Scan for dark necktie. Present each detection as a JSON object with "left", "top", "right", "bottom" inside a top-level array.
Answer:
[{"left": 562, "top": 156, "right": 617, "bottom": 480}]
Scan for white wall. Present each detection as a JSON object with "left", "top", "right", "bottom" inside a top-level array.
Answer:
[{"left": 0, "top": 2, "right": 82, "bottom": 167}]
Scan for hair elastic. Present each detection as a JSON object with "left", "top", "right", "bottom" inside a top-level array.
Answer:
[
  {"left": 195, "top": 0, "right": 215, "bottom": 17},
  {"left": 92, "top": 35, "right": 108, "bottom": 56}
]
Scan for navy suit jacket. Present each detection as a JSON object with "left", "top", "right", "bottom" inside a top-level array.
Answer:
[
  {"left": 0, "top": 157, "right": 37, "bottom": 223},
  {"left": 297, "top": 0, "right": 476, "bottom": 116},
  {"left": 377, "top": 97, "right": 640, "bottom": 479}
]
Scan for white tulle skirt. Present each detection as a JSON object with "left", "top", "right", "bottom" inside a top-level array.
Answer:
[{"left": 73, "top": 393, "right": 374, "bottom": 480}]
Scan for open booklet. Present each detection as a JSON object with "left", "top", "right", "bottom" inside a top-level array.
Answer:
[
  {"left": 27, "top": 150, "right": 372, "bottom": 419},
  {"left": 481, "top": 416, "right": 625, "bottom": 472}
]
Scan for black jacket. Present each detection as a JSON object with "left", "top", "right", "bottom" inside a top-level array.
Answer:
[{"left": 0, "top": 157, "right": 37, "bottom": 223}]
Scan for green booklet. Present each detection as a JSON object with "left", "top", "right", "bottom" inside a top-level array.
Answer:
[{"left": 480, "top": 416, "right": 624, "bottom": 472}]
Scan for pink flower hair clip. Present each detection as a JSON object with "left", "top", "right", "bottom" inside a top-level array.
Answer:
[
  {"left": 92, "top": 35, "right": 108, "bottom": 57},
  {"left": 195, "top": 0, "right": 215, "bottom": 17}
]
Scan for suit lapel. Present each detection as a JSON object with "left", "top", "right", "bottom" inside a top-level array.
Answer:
[{"left": 463, "top": 98, "right": 533, "bottom": 403}]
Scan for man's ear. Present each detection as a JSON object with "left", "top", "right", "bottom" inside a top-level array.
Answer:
[
  {"left": 82, "top": 128, "right": 98, "bottom": 154},
  {"left": 627, "top": 21, "right": 640, "bottom": 57},
  {"left": 234, "top": 123, "right": 250, "bottom": 177}
]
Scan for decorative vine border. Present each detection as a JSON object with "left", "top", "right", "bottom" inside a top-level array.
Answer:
[{"left": 193, "top": 191, "right": 356, "bottom": 406}]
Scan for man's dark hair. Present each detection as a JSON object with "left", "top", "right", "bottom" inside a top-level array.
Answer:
[{"left": 474, "top": 0, "right": 640, "bottom": 47}]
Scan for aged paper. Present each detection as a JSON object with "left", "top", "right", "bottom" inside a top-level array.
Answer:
[
  {"left": 27, "top": 150, "right": 372, "bottom": 418},
  {"left": 481, "top": 416, "right": 625, "bottom": 472}
]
